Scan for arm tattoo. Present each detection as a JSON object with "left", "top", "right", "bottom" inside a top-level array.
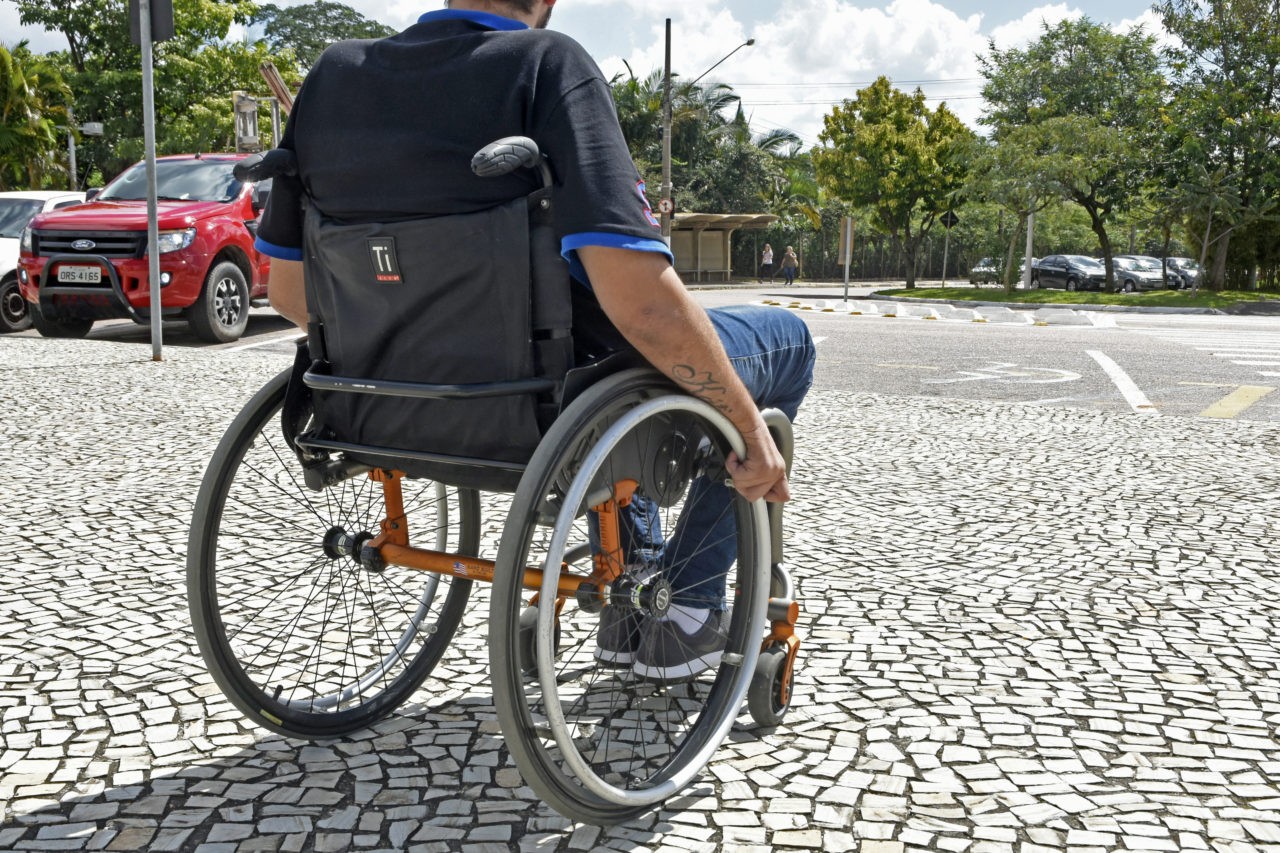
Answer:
[{"left": 671, "top": 364, "right": 734, "bottom": 415}]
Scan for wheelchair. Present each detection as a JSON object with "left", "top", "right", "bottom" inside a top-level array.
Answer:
[{"left": 186, "top": 138, "right": 803, "bottom": 825}]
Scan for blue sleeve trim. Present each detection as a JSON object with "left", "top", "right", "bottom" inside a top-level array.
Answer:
[
  {"left": 561, "top": 232, "right": 674, "bottom": 286},
  {"left": 255, "top": 237, "right": 304, "bottom": 262},
  {"left": 417, "top": 10, "right": 528, "bottom": 30}
]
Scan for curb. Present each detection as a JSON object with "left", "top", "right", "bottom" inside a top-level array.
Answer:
[{"left": 866, "top": 292, "right": 1224, "bottom": 315}]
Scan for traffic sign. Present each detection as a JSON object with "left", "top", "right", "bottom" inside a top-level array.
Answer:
[
  {"left": 941, "top": 210, "right": 959, "bottom": 229},
  {"left": 657, "top": 197, "right": 674, "bottom": 215}
]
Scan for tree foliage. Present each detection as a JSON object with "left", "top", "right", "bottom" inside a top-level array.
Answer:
[
  {"left": 1156, "top": 0, "right": 1280, "bottom": 289},
  {"left": 251, "top": 1, "right": 395, "bottom": 71},
  {"left": 9, "top": 0, "right": 301, "bottom": 186},
  {"left": 0, "top": 42, "right": 71, "bottom": 190},
  {"left": 609, "top": 71, "right": 799, "bottom": 215},
  {"left": 979, "top": 17, "right": 1164, "bottom": 290},
  {"left": 814, "top": 77, "right": 973, "bottom": 287}
]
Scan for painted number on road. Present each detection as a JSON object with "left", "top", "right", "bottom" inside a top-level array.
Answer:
[{"left": 924, "top": 361, "right": 1082, "bottom": 385}]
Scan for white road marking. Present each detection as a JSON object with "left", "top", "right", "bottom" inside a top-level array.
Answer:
[
  {"left": 1124, "top": 327, "right": 1280, "bottom": 378},
  {"left": 223, "top": 331, "right": 301, "bottom": 352},
  {"left": 924, "top": 362, "right": 1081, "bottom": 385},
  {"left": 1086, "top": 350, "right": 1159, "bottom": 415}
]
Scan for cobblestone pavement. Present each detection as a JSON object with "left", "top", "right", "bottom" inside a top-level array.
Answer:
[{"left": 3, "top": 337, "right": 1280, "bottom": 853}]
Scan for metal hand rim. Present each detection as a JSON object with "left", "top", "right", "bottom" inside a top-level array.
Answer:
[{"left": 535, "top": 394, "right": 770, "bottom": 807}]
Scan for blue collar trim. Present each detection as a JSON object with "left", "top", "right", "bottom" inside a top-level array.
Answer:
[{"left": 417, "top": 9, "right": 528, "bottom": 31}]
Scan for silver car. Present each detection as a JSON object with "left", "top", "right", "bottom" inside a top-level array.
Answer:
[{"left": 1113, "top": 255, "right": 1171, "bottom": 292}]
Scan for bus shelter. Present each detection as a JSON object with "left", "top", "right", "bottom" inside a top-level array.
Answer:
[{"left": 670, "top": 213, "right": 778, "bottom": 282}]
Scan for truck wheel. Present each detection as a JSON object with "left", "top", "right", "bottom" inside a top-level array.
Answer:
[
  {"left": 31, "top": 304, "right": 92, "bottom": 338},
  {"left": 189, "top": 261, "right": 249, "bottom": 343},
  {"left": 1, "top": 276, "right": 32, "bottom": 333}
]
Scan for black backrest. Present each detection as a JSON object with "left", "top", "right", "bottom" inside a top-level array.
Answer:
[{"left": 297, "top": 188, "right": 575, "bottom": 492}]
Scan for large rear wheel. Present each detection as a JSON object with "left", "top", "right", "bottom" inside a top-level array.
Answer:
[
  {"left": 188, "top": 370, "right": 476, "bottom": 738},
  {"left": 490, "top": 369, "right": 769, "bottom": 825}
]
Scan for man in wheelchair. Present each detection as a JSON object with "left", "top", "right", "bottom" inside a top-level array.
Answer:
[{"left": 252, "top": 0, "right": 816, "bottom": 683}]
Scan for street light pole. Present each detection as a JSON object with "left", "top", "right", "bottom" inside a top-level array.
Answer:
[
  {"left": 659, "top": 25, "right": 755, "bottom": 242},
  {"left": 661, "top": 18, "right": 673, "bottom": 242}
]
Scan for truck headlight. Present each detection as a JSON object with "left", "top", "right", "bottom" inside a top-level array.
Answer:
[
  {"left": 20, "top": 225, "right": 32, "bottom": 254},
  {"left": 156, "top": 227, "right": 197, "bottom": 254}
]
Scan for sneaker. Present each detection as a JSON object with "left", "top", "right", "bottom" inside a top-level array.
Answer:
[
  {"left": 594, "top": 605, "right": 644, "bottom": 666},
  {"left": 632, "top": 607, "right": 728, "bottom": 682}
]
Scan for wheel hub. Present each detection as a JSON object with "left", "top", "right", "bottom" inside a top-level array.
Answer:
[
  {"left": 322, "top": 526, "right": 383, "bottom": 572},
  {"left": 612, "top": 575, "right": 674, "bottom": 618}
]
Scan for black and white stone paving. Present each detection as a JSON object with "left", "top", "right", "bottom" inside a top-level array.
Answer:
[{"left": 2, "top": 337, "right": 1279, "bottom": 852}]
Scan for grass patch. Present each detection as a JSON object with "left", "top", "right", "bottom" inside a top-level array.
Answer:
[{"left": 874, "top": 286, "right": 1280, "bottom": 310}]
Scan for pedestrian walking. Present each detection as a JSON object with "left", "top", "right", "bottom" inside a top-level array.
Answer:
[
  {"left": 781, "top": 246, "right": 798, "bottom": 286},
  {"left": 760, "top": 243, "right": 774, "bottom": 282}
]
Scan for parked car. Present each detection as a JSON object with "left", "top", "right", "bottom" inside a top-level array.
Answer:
[
  {"left": 1116, "top": 254, "right": 1183, "bottom": 290},
  {"left": 1031, "top": 254, "right": 1106, "bottom": 291},
  {"left": 0, "top": 191, "right": 86, "bottom": 332},
  {"left": 969, "top": 258, "right": 999, "bottom": 285},
  {"left": 1164, "top": 256, "right": 1201, "bottom": 289},
  {"left": 1112, "top": 255, "right": 1170, "bottom": 292},
  {"left": 18, "top": 154, "right": 271, "bottom": 342}
]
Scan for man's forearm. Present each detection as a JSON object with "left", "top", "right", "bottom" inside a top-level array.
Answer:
[
  {"left": 267, "top": 258, "right": 308, "bottom": 329},
  {"left": 578, "top": 246, "right": 765, "bottom": 437}
]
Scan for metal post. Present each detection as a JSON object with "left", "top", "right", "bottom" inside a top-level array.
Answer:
[
  {"left": 839, "top": 216, "right": 849, "bottom": 302},
  {"left": 660, "top": 18, "right": 672, "bottom": 244},
  {"left": 1022, "top": 209, "right": 1035, "bottom": 290},
  {"left": 270, "top": 98, "right": 282, "bottom": 147},
  {"left": 941, "top": 225, "right": 950, "bottom": 288},
  {"left": 67, "top": 126, "right": 77, "bottom": 190},
  {"left": 140, "top": 0, "right": 163, "bottom": 360}
]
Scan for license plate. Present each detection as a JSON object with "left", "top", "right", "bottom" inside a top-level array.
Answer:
[{"left": 57, "top": 265, "right": 103, "bottom": 284}]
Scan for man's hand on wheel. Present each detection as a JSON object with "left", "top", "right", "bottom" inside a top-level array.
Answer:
[{"left": 725, "top": 425, "right": 790, "bottom": 503}]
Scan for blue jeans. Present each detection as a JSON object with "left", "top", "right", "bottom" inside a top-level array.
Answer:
[{"left": 601, "top": 305, "right": 815, "bottom": 609}]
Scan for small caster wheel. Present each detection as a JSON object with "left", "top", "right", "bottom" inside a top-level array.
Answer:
[
  {"left": 518, "top": 605, "right": 561, "bottom": 676},
  {"left": 748, "top": 645, "right": 792, "bottom": 726}
]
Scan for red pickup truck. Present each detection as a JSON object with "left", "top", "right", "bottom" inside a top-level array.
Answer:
[{"left": 18, "top": 153, "right": 271, "bottom": 342}]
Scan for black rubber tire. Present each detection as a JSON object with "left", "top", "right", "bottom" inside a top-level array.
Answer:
[
  {"left": 747, "top": 646, "right": 792, "bottom": 727},
  {"left": 30, "top": 303, "right": 92, "bottom": 338},
  {"left": 189, "top": 260, "right": 250, "bottom": 343},
  {"left": 0, "top": 277, "right": 31, "bottom": 333},
  {"left": 490, "top": 368, "right": 769, "bottom": 825},
  {"left": 187, "top": 369, "right": 475, "bottom": 738},
  {"left": 1124, "top": 280, "right": 1136, "bottom": 293},
  {"left": 1066, "top": 277, "right": 1078, "bottom": 292},
  {"left": 518, "top": 605, "right": 562, "bottom": 675}
]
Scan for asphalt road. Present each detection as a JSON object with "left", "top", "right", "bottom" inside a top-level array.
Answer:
[
  {"left": 695, "top": 285, "right": 1280, "bottom": 424},
  {"left": 25, "top": 284, "right": 1280, "bottom": 424}
]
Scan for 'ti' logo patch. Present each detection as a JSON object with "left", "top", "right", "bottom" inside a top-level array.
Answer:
[{"left": 368, "top": 238, "right": 402, "bottom": 283}]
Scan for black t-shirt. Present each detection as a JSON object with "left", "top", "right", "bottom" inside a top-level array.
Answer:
[{"left": 256, "top": 9, "right": 669, "bottom": 274}]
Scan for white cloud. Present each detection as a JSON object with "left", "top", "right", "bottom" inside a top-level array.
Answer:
[
  {"left": 594, "top": 0, "right": 995, "bottom": 144},
  {"left": 988, "top": 4, "right": 1080, "bottom": 50},
  {"left": 0, "top": 2, "right": 69, "bottom": 53}
]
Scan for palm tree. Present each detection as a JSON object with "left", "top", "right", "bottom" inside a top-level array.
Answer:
[{"left": 0, "top": 42, "right": 71, "bottom": 190}]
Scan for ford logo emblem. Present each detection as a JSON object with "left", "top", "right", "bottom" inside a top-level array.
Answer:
[{"left": 71, "top": 239, "right": 96, "bottom": 251}]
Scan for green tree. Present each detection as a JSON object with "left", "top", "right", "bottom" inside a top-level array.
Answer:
[
  {"left": 610, "top": 71, "right": 801, "bottom": 216},
  {"left": 251, "top": 1, "right": 395, "bottom": 71},
  {"left": 12, "top": 0, "right": 301, "bottom": 183},
  {"left": 0, "top": 42, "right": 71, "bottom": 190},
  {"left": 1157, "top": 0, "right": 1280, "bottom": 290},
  {"left": 966, "top": 124, "right": 1069, "bottom": 291},
  {"left": 814, "top": 77, "right": 974, "bottom": 288},
  {"left": 979, "top": 17, "right": 1164, "bottom": 289}
]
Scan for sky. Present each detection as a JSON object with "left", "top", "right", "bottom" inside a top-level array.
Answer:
[{"left": 1, "top": 0, "right": 1166, "bottom": 144}]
